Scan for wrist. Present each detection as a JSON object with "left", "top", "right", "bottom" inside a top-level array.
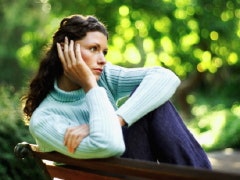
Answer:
[{"left": 83, "top": 81, "right": 98, "bottom": 93}]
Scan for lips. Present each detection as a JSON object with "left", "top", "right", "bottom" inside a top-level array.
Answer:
[{"left": 93, "top": 68, "right": 103, "bottom": 74}]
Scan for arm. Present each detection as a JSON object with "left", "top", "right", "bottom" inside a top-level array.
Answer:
[
  {"left": 101, "top": 64, "right": 181, "bottom": 126},
  {"left": 57, "top": 37, "right": 98, "bottom": 93},
  {"left": 28, "top": 38, "right": 125, "bottom": 159},
  {"left": 29, "top": 87, "right": 125, "bottom": 159},
  {"left": 117, "top": 67, "right": 180, "bottom": 126}
]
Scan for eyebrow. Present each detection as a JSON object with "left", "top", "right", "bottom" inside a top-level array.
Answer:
[{"left": 93, "top": 42, "right": 108, "bottom": 51}]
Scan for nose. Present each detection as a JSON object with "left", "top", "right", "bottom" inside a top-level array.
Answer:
[{"left": 98, "top": 52, "right": 107, "bottom": 65}]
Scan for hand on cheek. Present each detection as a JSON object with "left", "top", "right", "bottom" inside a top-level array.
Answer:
[{"left": 56, "top": 37, "right": 98, "bottom": 92}]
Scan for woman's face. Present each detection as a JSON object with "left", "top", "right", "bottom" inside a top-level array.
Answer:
[{"left": 75, "top": 31, "right": 108, "bottom": 80}]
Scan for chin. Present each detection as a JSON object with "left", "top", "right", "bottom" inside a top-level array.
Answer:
[{"left": 95, "top": 76, "right": 100, "bottom": 81}]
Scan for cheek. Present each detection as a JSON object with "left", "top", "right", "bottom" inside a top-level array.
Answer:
[
  {"left": 80, "top": 50, "right": 93, "bottom": 66},
  {"left": 80, "top": 50, "right": 89, "bottom": 62}
]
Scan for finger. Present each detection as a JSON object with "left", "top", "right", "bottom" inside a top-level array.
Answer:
[
  {"left": 75, "top": 43, "right": 83, "bottom": 63},
  {"left": 66, "top": 132, "right": 76, "bottom": 153},
  {"left": 56, "top": 43, "right": 66, "bottom": 67},
  {"left": 64, "top": 125, "right": 90, "bottom": 153},
  {"left": 69, "top": 127, "right": 84, "bottom": 153},
  {"left": 64, "top": 126, "right": 76, "bottom": 147},
  {"left": 66, "top": 127, "right": 81, "bottom": 153},
  {"left": 63, "top": 36, "right": 71, "bottom": 66},
  {"left": 63, "top": 128, "right": 69, "bottom": 146},
  {"left": 69, "top": 40, "right": 76, "bottom": 65},
  {"left": 73, "top": 136, "right": 83, "bottom": 152},
  {"left": 72, "top": 126, "right": 89, "bottom": 152}
]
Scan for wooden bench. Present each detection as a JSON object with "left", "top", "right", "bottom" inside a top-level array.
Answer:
[{"left": 14, "top": 142, "right": 240, "bottom": 180}]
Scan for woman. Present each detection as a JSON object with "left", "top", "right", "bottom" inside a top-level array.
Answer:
[{"left": 23, "top": 14, "right": 211, "bottom": 169}]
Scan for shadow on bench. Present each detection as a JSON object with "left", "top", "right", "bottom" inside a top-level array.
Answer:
[{"left": 14, "top": 142, "right": 240, "bottom": 180}]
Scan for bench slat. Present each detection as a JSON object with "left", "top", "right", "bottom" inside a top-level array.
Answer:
[
  {"left": 14, "top": 142, "right": 240, "bottom": 180},
  {"left": 46, "top": 164, "right": 121, "bottom": 180}
]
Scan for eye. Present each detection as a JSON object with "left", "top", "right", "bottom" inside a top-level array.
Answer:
[
  {"left": 90, "top": 46, "right": 97, "bottom": 52},
  {"left": 103, "top": 50, "right": 108, "bottom": 56}
]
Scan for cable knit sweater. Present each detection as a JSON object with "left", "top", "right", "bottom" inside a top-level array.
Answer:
[{"left": 29, "top": 63, "right": 180, "bottom": 159}]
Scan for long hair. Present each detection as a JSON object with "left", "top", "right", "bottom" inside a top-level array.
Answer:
[{"left": 22, "top": 14, "right": 108, "bottom": 120}]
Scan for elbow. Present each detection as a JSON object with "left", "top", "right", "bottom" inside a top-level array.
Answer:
[
  {"left": 174, "top": 73, "right": 181, "bottom": 87},
  {"left": 90, "top": 136, "right": 125, "bottom": 158},
  {"left": 167, "top": 71, "right": 181, "bottom": 96},
  {"left": 168, "top": 69, "right": 181, "bottom": 86},
  {"left": 161, "top": 68, "right": 181, "bottom": 91},
  {"left": 156, "top": 68, "right": 181, "bottom": 99},
  {"left": 101, "top": 139, "right": 125, "bottom": 157},
  {"left": 107, "top": 140, "right": 125, "bottom": 157},
  {"left": 172, "top": 72, "right": 181, "bottom": 90},
  {"left": 152, "top": 67, "right": 181, "bottom": 89}
]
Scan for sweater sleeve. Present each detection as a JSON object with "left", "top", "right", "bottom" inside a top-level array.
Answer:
[
  {"left": 117, "top": 68, "right": 180, "bottom": 126},
  {"left": 106, "top": 65, "right": 181, "bottom": 126},
  {"left": 29, "top": 87, "right": 125, "bottom": 159}
]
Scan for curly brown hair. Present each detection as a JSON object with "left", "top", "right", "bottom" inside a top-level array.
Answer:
[{"left": 22, "top": 14, "right": 108, "bottom": 120}]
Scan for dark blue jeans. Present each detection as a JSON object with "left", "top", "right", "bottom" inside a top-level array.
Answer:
[{"left": 121, "top": 101, "right": 212, "bottom": 169}]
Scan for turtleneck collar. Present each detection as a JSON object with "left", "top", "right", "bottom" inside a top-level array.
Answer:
[{"left": 49, "top": 80, "right": 85, "bottom": 102}]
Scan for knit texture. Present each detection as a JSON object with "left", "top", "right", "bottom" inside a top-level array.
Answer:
[{"left": 29, "top": 63, "right": 180, "bottom": 159}]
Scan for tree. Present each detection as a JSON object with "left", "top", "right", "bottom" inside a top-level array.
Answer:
[
  {"left": 46, "top": 0, "right": 240, "bottom": 117},
  {"left": 0, "top": 0, "right": 51, "bottom": 88},
  {"left": 1, "top": 0, "right": 240, "bottom": 115}
]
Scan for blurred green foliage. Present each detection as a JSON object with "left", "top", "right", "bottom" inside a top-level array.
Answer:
[
  {"left": 0, "top": 86, "right": 46, "bottom": 179},
  {"left": 1, "top": 0, "right": 240, "bottom": 115},
  {"left": 0, "top": 0, "right": 240, "bottom": 178},
  {"left": 1, "top": 0, "right": 240, "bottom": 85},
  {"left": 188, "top": 100, "right": 240, "bottom": 151}
]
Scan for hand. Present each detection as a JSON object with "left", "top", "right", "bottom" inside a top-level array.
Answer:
[
  {"left": 56, "top": 37, "right": 98, "bottom": 92},
  {"left": 64, "top": 124, "right": 89, "bottom": 153},
  {"left": 118, "top": 116, "right": 126, "bottom": 126}
]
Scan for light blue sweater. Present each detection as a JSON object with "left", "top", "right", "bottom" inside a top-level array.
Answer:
[{"left": 29, "top": 63, "right": 180, "bottom": 159}]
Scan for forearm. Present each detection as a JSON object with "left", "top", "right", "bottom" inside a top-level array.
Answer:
[
  {"left": 116, "top": 68, "right": 181, "bottom": 126},
  {"left": 73, "top": 87, "right": 125, "bottom": 158},
  {"left": 30, "top": 87, "right": 125, "bottom": 159}
]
